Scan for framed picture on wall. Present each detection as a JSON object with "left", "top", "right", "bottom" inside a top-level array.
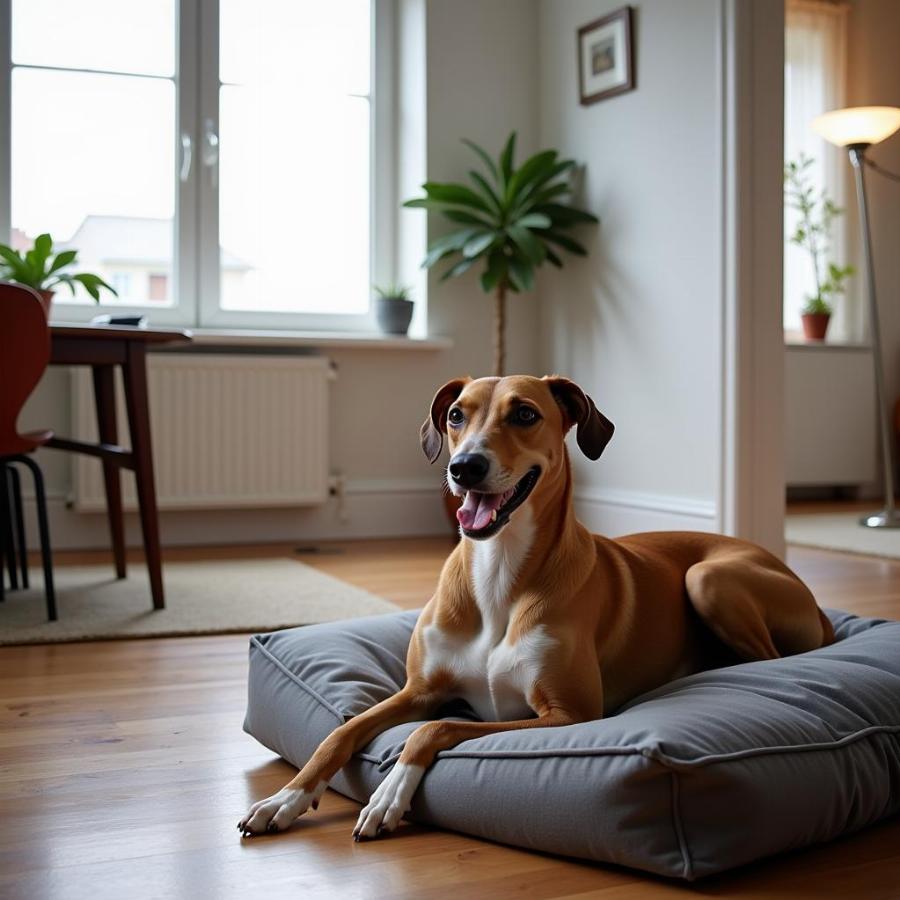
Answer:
[{"left": 578, "top": 6, "right": 634, "bottom": 105}]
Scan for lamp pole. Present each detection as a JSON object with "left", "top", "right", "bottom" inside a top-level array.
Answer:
[{"left": 848, "top": 144, "right": 900, "bottom": 528}]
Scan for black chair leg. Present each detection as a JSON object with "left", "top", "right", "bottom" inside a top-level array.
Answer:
[
  {"left": 10, "top": 455, "right": 56, "bottom": 622},
  {"left": 8, "top": 464, "right": 28, "bottom": 589},
  {"left": 1, "top": 466, "right": 18, "bottom": 591}
]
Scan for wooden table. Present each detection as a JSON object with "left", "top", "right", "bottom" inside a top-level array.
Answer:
[{"left": 48, "top": 325, "right": 193, "bottom": 609}]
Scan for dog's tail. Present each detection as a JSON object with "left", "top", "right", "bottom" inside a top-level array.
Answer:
[{"left": 818, "top": 607, "right": 836, "bottom": 647}]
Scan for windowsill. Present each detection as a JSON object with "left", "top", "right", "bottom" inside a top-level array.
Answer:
[
  {"left": 784, "top": 335, "right": 871, "bottom": 352},
  {"left": 169, "top": 327, "right": 453, "bottom": 351}
]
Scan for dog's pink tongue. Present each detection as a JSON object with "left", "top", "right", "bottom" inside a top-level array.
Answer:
[{"left": 457, "top": 492, "right": 503, "bottom": 531}]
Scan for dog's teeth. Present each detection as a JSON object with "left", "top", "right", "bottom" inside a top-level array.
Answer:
[{"left": 491, "top": 509, "right": 497, "bottom": 522}]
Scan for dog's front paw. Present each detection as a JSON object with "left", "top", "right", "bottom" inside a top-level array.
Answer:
[
  {"left": 353, "top": 763, "right": 425, "bottom": 841},
  {"left": 238, "top": 782, "right": 327, "bottom": 836}
]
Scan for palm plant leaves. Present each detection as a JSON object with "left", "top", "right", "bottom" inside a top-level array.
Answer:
[
  {"left": 0, "top": 233, "right": 117, "bottom": 302},
  {"left": 403, "top": 131, "right": 597, "bottom": 293}
]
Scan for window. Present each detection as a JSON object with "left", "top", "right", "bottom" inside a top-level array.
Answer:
[
  {"left": 0, "top": 0, "right": 391, "bottom": 330},
  {"left": 783, "top": 0, "right": 849, "bottom": 336}
]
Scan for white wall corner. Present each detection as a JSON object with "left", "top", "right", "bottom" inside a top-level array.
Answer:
[{"left": 718, "top": 0, "right": 787, "bottom": 557}]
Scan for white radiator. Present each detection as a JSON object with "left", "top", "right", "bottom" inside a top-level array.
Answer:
[{"left": 70, "top": 354, "right": 332, "bottom": 511}]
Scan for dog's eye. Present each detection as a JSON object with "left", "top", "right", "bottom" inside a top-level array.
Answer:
[
  {"left": 513, "top": 405, "right": 540, "bottom": 426},
  {"left": 447, "top": 407, "right": 465, "bottom": 427}
]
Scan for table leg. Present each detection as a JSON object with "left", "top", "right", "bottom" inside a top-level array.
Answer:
[
  {"left": 93, "top": 365, "right": 127, "bottom": 580},
  {"left": 122, "top": 344, "right": 164, "bottom": 610}
]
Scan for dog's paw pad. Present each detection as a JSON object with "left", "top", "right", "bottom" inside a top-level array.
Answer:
[{"left": 238, "top": 782, "right": 328, "bottom": 836}]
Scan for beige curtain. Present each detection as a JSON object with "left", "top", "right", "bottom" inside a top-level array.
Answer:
[{"left": 784, "top": 0, "right": 849, "bottom": 337}]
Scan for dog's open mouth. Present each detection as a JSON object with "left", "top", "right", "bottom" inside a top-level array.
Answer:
[{"left": 457, "top": 466, "right": 541, "bottom": 539}]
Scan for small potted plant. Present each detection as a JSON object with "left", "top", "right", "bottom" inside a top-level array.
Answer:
[
  {"left": 785, "top": 155, "right": 854, "bottom": 341},
  {"left": 373, "top": 284, "right": 414, "bottom": 336},
  {"left": 0, "top": 232, "right": 116, "bottom": 316}
]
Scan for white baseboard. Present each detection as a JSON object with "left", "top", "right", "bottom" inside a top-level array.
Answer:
[
  {"left": 19, "top": 480, "right": 717, "bottom": 551},
  {"left": 20, "top": 478, "right": 451, "bottom": 550},
  {"left": 574, "top": 488, "right": 719, "bottom": 536}
]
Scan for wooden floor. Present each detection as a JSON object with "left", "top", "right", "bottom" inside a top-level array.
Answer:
[{"left": 2, "top": 536, "right": 900, "bottom": 899}]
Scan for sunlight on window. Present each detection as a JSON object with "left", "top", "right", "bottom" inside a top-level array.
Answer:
[
  {"left": 10, "top": 0, "right": 176, "bottom": 306},
  {"left": 218, "top": 0, "right": 371, "bottom": 315},
  {"left": 12, "top": 0, "right": 175, "bottom": 76}
]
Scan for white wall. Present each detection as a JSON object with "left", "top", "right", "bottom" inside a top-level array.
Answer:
[
  {"left": 424, "top": 0, "right": 541, "bottom": 377},
  {"left": 538, "top": 0, "right": 724, "bottom": 534}
]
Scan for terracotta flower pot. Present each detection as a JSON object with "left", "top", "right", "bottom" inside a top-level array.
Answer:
[
  {"left": 801, "top": 312, "right": 830, "bottom": 342},
  {"left": 37, "top": 289, "right": 54, "bottom": 318}
]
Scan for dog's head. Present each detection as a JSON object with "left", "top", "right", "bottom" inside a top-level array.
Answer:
[{"left": 421, "top": 375, "right": 614, "bottom": 540}]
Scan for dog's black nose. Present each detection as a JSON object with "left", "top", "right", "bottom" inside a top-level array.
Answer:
[{"left": 449, "top": 453, "right": 490, "bottom": 488}]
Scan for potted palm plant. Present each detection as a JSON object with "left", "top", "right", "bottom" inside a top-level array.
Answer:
[
  {"left": 784, "top": 154, "right": 854, "bottom": 341},
  {"left": 404, "top": 132, "right": 597, "bottom": 375},
  {"left": 0, "top": 232, "right": 116, "bottom": 315}
]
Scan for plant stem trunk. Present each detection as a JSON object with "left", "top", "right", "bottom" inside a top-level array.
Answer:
[{"left": 494, "top": 282, "right": 506, "bottom": 377}]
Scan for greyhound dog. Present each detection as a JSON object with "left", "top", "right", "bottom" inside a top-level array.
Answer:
[{"left": 239, "top": 375, "right": 832, "bottom": 840}]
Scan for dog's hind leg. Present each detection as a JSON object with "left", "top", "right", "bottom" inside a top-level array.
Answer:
[
  {"left": 686, "top": 553, "right": 829, "bottom": 662},
  {"left": 238, "top": 688, "right": 436, "bottom": 836}
]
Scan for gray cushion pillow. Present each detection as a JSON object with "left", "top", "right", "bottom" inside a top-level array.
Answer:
[{"left": 244, "top": 609, "right": 900, "bottom": 879}]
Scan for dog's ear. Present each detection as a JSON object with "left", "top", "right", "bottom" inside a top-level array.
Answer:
[
  {"left": 420, "top": 377, "right": 470, "bottom": 464},
  {"left": 544, "top": 376, "right": 615, "bottom": 460}
]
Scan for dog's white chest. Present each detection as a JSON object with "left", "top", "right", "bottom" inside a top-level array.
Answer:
[
  {"left": 423, "top": 509, "right": 552, "bottom": 721},
  {"left": 423, "top": 621, "right": 555, "bottom": 722}
]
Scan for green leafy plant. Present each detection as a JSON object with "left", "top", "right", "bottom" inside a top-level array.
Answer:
[
  {"left": 374, "top": 283, "right": 412, "bottom": 302},
  {"left": 784, "top": 154, "right": 854, "bottom": 317},
  {"left": 404, "top": 133, "right": 597, "bottom": 375},
  {"left": 0, "top": 232, "right": 117, "bottom": 302}
]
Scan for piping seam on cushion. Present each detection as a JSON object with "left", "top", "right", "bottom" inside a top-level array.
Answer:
[
  {"left": 639, "top": 723, "right": 900, "bottom": 770},
  {"left": 250, "top": 635, "right": 345, "bottom": 726}
]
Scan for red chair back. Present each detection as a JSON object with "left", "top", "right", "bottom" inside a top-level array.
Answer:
[{"left": 0, "top": 282, "right": 51, "bottom": 454}]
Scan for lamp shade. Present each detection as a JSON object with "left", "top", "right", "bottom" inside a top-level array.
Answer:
[{"left": 812, "top": 106, "right": 900, "bottom": 147}]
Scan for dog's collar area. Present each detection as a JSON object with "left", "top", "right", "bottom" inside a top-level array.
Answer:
[{"left": 458, "top": 466, "right": 541, "bottom": 540}]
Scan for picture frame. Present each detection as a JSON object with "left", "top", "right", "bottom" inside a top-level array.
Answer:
[{"left": 577, "top": 7, "right": 635, "bottom": 106}]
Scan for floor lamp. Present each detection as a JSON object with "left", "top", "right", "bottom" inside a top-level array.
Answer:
[{"left": 813, "top": 106, "right": 900, "bottom": 529}]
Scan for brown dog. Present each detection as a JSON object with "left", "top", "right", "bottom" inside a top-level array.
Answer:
[{"left": 239, "top": 375, "right": 832, "bottom": 840}]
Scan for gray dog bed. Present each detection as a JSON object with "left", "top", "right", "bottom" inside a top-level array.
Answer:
[{"left": 244, "top": 609, "right": 900, "bottom": 880}]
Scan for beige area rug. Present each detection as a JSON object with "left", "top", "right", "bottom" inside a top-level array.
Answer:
[
  {"left": 786, "top": 513, "right": 900, "bottom": 560},
  {"left": 0, "top": 559, "right": 399, "bottom": 646}
]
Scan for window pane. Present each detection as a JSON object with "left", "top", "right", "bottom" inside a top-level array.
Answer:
[
  {"left": 11, "top": 69, "right": 176, "bottom": 305},
  {"left": 218, "top": 1, "right": 371, "bottom": 315},
  {"left": 220, "top": 0, "right": 369, "bottom": 95},
  {"left": 11, "top": 0, "right": 176, "bottom": 77}
]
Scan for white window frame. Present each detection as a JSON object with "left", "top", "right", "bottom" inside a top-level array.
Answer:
[{"left": 0, "top": 0, "right": 394, "bottom": 332}]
